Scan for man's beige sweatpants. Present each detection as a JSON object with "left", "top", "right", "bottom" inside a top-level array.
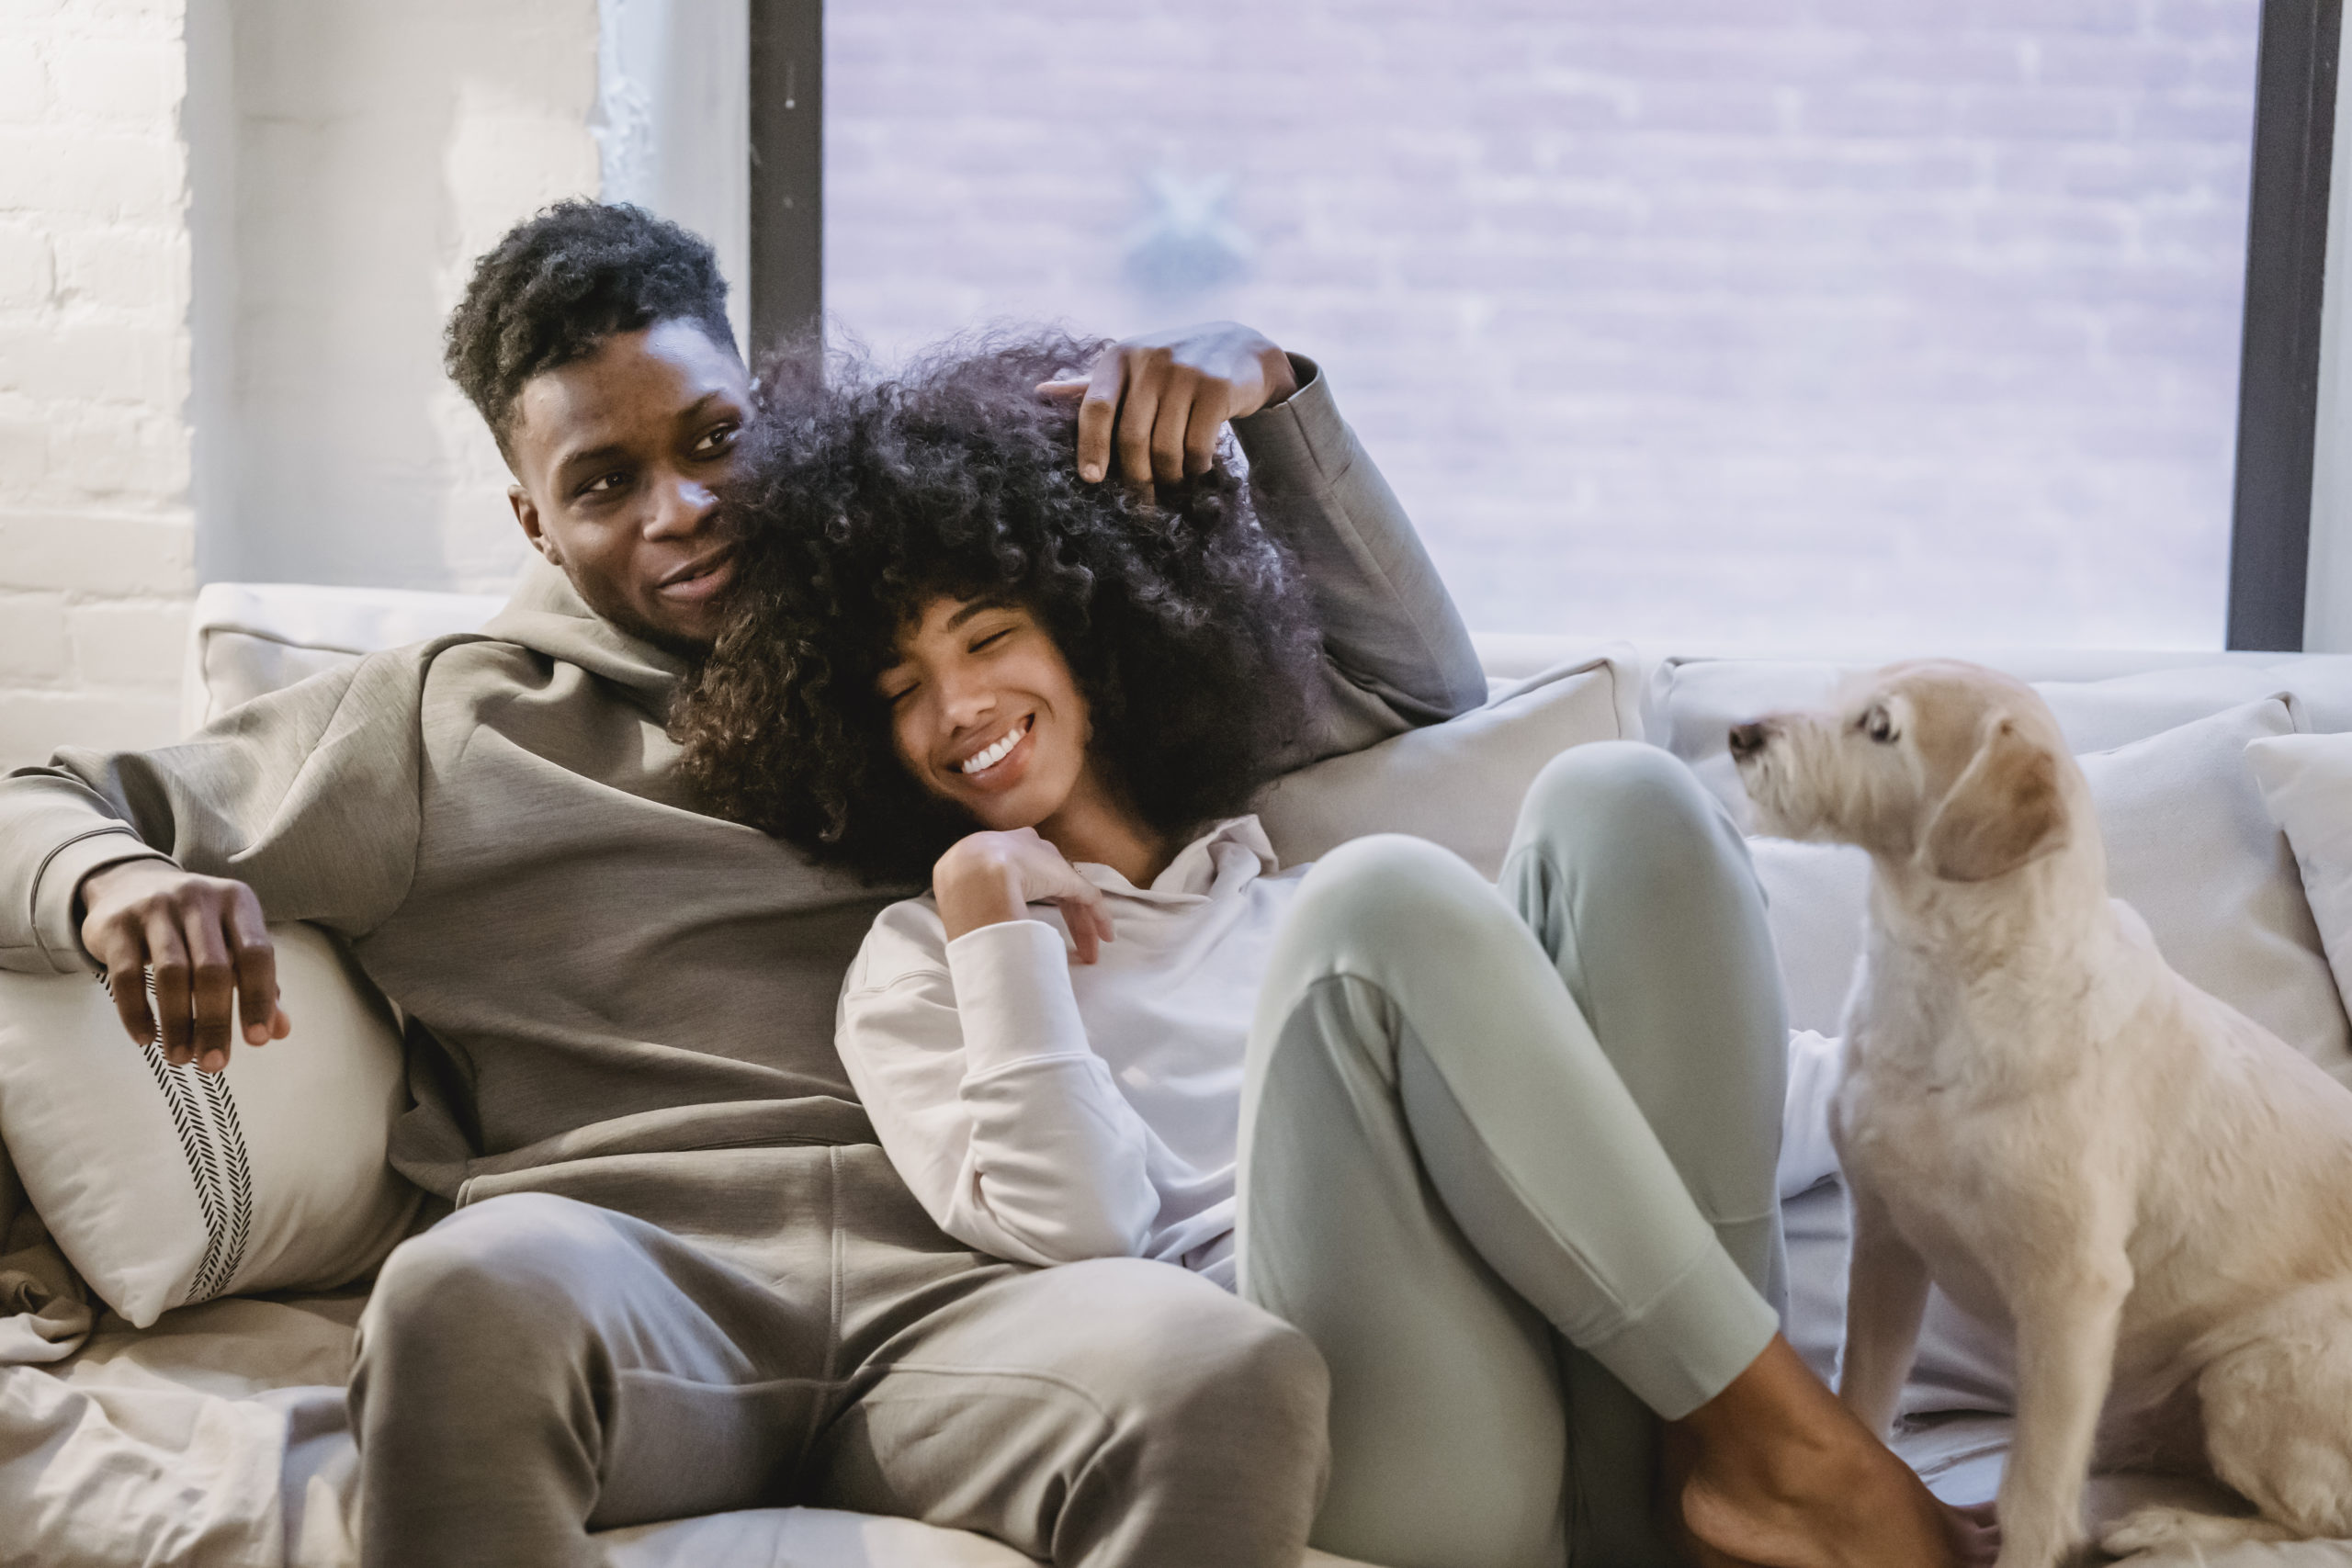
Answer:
[
  {"left": 348, "top": 1148, "right": 1329, "bottom": 1568},
  {"left": 1240, "top": 741, "right": 1788, "bottom": 1568}
]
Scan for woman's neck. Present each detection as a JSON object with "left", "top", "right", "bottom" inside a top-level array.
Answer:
[{"left": 1036, "top": 769, "right": 1172, "bottom": 888}]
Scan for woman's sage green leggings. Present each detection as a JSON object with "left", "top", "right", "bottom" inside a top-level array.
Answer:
[{"left": 1237, "top": 741, "right": 1788, "bottom": 1568}]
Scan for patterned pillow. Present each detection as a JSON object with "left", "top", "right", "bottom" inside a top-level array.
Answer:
[{"left": 0, "top": 922, "right": 417, "bottom": 1326}]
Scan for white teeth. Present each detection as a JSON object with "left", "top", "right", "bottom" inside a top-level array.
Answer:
[{"left": 958, "top": 721, "right": 1026, "bottom": 774}]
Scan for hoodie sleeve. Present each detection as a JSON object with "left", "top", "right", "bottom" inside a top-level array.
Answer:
[
  {"left": 0, "top": 646, "right": 434, "bottom": 974},
  {"left": 1232, "top": 355, "right": 1488, "bottom": 767},
  {"left": 837, "top": 908, "right": 1162, "bottom": 1268}
]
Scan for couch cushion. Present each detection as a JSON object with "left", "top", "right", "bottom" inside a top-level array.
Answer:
[
  {"left": 1255, "top": 649, "right": 1642, "bottom": 879},
  {"left": 183, "top": 581, "right": 505, "bottom": 733},
  {"left": 2247, "top": 731, "right": 2352, "bottom": 1032},
  {"left": 0, "top": 923, "right": 421, "bottom": 1327}
]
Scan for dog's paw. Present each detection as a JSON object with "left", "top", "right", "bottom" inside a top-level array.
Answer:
[{"left": 2099, "top": 1505, "right": 2294, "bottom": 1557}]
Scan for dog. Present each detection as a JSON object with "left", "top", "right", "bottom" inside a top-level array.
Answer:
[{"left": 1731, "top": 660, "right": 2352, "bottom": 1567}]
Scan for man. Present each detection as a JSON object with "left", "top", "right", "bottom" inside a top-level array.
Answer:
[{"left": 0, "top": 201, "right": 1487, "bottom": 1566}]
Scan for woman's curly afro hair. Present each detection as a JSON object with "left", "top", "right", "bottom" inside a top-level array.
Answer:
[{"left": 671, "top": 329, "right": 1325, "bottom": 885}]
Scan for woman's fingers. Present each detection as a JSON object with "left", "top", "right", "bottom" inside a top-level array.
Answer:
[{"left": 1058, "top": 886, "right": 1114, "bottom": 964}]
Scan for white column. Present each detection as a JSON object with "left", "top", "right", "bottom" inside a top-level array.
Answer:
[{"left": 594, "top": 0, "right": 752, "bottom": 355}]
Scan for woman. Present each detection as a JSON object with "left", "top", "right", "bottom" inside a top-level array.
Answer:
[{"left": 673, "top": 333, "right": 1989, "bottom": 1568}]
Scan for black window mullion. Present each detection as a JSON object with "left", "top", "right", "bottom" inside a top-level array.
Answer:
[
  {"left": 749, "top": 0, "right": 823, "bottom": 358},
  {"left": 2229, "top": 0, "right": 2342, "bottom": 651}
]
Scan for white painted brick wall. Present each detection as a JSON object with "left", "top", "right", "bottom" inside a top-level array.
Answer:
[
  {"left": 0, "top": 0, "right": 196, "bottom": 772},
  {"left": 826, "top": 0, "right": 2263, "bottom": 649}
]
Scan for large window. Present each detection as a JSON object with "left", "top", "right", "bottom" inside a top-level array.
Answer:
[{"left": 821, "top": 2, "right": 2267, "bottom": 648}]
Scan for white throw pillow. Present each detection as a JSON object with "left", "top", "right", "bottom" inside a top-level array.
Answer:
[
  {"left": 2246, "top": 730, "right": 2352, "bottom": 1025},
  {"left": 1766, "top": 697, "right": 2349, "bottom": 1416},
  {"left": 1255, "top": 650, "right": 1641, "bottom": 879},
  {"left": 0, "top": 922, "right": 418, "bottom": 1326}
]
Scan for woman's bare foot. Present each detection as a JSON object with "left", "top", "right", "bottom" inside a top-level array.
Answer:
[{"left": 1664, "top": 1337, "right": 1999, "bottom": 1568}]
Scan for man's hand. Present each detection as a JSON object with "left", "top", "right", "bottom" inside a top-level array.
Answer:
[
  {"left": 77, "top": 860, "right": 290, "bottom": 1072},
  {"left": 934, "top": 829, "right": 1116, "bottom": 964},
  {"left": 1039, "top": 322, "right": 1299, "bottom": 487}
]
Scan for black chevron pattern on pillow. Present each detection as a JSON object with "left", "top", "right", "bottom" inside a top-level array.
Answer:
[{"left": 107, "top": 970, "right": 256, "bottom": 1305}]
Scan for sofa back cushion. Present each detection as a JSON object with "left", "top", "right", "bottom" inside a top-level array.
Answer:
[
  {"left": 1256, "top": 649, "right": 1644, "bottom": 877},
  {"left": 182, "top": 581, "right": 505, "bottom": 732}
]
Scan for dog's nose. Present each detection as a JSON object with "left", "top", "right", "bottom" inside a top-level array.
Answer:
[{"left": 1729, "top": 721, "right": 1770, "bottom": 761}]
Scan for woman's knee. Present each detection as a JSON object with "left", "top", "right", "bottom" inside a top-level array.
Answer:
[
  {"left": 1513, "top": 741, "right": 1740, "bottom": 893},
  {"left": 1287, "top": 834, "right": 1512, "bottom": 961}
]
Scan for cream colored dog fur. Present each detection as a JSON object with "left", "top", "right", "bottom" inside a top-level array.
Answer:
[{"left": 1731, "top": 660, "right": 2352, "bottom": 1567}]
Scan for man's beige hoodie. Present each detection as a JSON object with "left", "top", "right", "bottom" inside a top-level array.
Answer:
[{"left": 0, "top": 371, "right": 1484, "bottom": 1261}]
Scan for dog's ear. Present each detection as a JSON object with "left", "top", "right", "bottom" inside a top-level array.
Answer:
[{"left": 1922, "top": 713, "right": 2067, "bottom": 883}]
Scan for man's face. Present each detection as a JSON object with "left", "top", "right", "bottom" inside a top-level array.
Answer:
[{"left": 505, "top": 318, "right": 750, "bottom": 652}]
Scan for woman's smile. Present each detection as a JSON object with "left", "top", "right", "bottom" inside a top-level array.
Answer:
[{"left": 946, "top": 714, "right": 1035, "bottom": 789}]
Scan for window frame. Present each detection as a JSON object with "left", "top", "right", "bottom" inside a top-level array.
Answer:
[
  {"left": 755, "top": 3, "right": 2338, "bottom": 651},
  {"left": 749, "top": 0, "right": 822, "bottom": 353},
  {"left": 2230, "top": 0, "right": 2343, "bottom": 651}
]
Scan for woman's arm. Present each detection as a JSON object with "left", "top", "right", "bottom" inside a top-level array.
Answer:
[{"left": 838, "top": 868, "right": 1162, "bottom": 1269}]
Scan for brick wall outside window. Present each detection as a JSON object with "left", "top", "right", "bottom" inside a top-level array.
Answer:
[{"left": 827, "top": 0, "right": 2262, "bottom": 649}]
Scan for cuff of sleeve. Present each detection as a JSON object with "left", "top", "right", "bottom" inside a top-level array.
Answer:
[
  {"left": 944, "top": 918, "right": 1093, "bottom": 1076},
  {"left": 29, "top": 829, "right": 174, "bottom": 975},
  {"left": 1231, "top": 353, "right": 1351, "bottom": 494},
  {"left": 1581, "top": 1240, "right": 1781, "bottom": 1421}
]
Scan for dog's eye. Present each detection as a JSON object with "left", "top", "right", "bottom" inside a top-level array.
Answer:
[{"left": 1865, "top": 707, "right": 1897, "bottom": 743}]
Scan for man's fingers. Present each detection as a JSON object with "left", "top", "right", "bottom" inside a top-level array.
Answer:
[
  {"left": 1182, "top": 381, "right": 1230, "bottom": 477},
  {"left": 225, "top": 892, "right": 281, "bottom": 1047},
  {"left": 184, "top": 903, "right": 237, "bottom": 1071},
  {"left": 1148, "top": 373, "right": 1198, "bottom": 485},
  {"left": 1075, "top": 359, "right": 1126, "bottom": 483},
  {"left": 141, "top": 907, "right": 194, "bottom": 1063},
  {"left": 1113, "top": 375, "right": 1159, "bottom": 490},
  {"left": 94, "top": 928, "right": 156, "bottom": 1046},
  {"left": 1036, "top": 378, "right": 1088, "bottom": 400}
]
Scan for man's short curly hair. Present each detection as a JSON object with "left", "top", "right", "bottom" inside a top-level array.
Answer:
[
  {"left": 445, "top": 199, "right": 736, "bottom": 457},
  {"left": 671, "top": 330, "right": 1325, "bottom": 885}
]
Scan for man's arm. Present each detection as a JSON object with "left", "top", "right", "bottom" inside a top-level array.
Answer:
[
  {"left": 1229, "top": 352, "right": 1487, "bottom": 760},
  {"left": 1048, "top": 324, "right": 1487, "bottom": 768},
  {"left": 0, "top": 649, "right": 431, "bottom": 1068}
]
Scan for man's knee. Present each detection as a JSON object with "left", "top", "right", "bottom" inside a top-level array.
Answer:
[
  {"left": 1514, "top": 740, "right": 1736, "bottom": 891},
  {"left": 360, "top": 1192, "right": 613, "bottom": 1376}
]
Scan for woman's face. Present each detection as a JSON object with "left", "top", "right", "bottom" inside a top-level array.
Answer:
[{"left": 880, "top": 595, "right": 1092, "bottom": 831}]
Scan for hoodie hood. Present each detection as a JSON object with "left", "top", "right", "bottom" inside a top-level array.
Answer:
[{"left": 481, "top": 554, "right": 690, "bottom": 708}]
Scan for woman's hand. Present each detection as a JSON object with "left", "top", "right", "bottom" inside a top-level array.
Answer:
[{"left": 934, "top": 829, "right": 1116, "bottom": 964}]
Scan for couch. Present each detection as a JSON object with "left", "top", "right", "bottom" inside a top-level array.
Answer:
[{"left": 5, "top": 581, "right": 2352, "bottom": 1565}]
